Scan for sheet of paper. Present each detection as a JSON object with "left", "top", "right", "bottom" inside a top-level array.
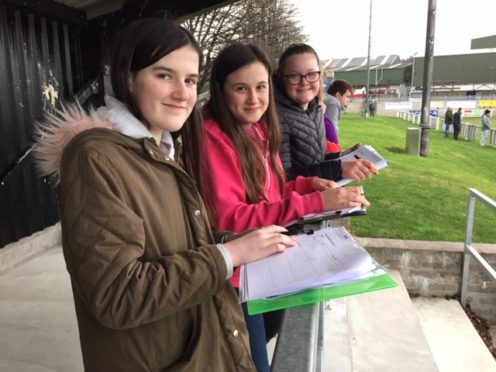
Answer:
[
  {"left": 337, "top": 145, "right": 388, "bottom": 187},
  {"left": 239, "top": 226, "right": 376, "bottom": 301}
]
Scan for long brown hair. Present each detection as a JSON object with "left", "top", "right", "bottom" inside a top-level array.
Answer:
[
  {"left": 108, "top": 18, "right": 204, "bottom": 182},
  {"left": 277, "top": 43, "right": 321, "bottom": 76},
  {"left": 205, "top": 43, "right": 285, "bottom": 205}
]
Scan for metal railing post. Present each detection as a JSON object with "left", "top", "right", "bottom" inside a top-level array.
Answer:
[
  {"left": 461, "top": 191, "right": 476, "bottom": 307},
  {"left": 316, "top": 302, "right": 324, "bottom": 371},
  {"left": 271, "top": 303, "right": 323, "bottom": 372},
  {"left": 461, "top": 188, "right": 496, "bottom": 308}
]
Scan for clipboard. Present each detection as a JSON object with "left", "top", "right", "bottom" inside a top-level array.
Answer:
[
  {"left": 284, "top": 186, "right": 367, "bottom": 234},
  {"left": 284, "top": 209, "right": 367, "bottom": 235},
  {"left": 246, "top": 266, "right": 397, "bottom": 315},
  {"left": 293, "top": 208, "right": 367, "bottom": 225}
]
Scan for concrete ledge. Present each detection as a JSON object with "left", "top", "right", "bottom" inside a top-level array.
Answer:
[
  {"left": 3, "top": 227, "right": 496, "bottom": 323},
  {"left": 322, "top": 298, "right": 352, "bottom": 372},
  {"left": 356, "top": 236, "right": 496, "bottom": 324},
  {"left": 0, "top": 223, "right": 61, "bottom": 274},
  {"left": 347, "top": 271, "right": 439, "bottom": 371},
  {"left": 357, "top": 237, "right": 496, "bottom": 255}
]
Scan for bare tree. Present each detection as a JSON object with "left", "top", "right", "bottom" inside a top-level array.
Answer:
[
  {"left": 182, "top": 0, "right": 307, "bottom": 93},
  {"left": 235, "top": 0, "right": 307, "bottom": 58}
]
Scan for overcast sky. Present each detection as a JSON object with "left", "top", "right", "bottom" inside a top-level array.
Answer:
[{"left": 290, "top": 0, "right": 496, "bottom": 60}]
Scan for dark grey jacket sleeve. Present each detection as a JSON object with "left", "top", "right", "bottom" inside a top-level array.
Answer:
[{"left": 289, "top": 158, "right": 343, "bottom": 181}]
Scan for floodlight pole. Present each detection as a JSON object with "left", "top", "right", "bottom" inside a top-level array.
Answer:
[
  {"left": 419, "top": 0, "right": 436, "bottom": 157},
  {"left": 364, "top": 0, "right": 372, "bottom": 118},
  {"left": 410, "top": 52, "right": 418, "bottom": 95}
]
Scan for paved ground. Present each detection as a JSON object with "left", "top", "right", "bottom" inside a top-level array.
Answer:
[
  {"left": 2, "top": 246, "right": 496, "bottom": 372},
  {"left": 0, "top": 247, "right": 83, "bottom": 371},
  {"left": 0, "top": 247, "right": 281, "bottom": 371}
]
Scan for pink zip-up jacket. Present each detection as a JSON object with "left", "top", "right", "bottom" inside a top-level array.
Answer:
[{"left": 202, "top": 118, "right": 325, "bottom": 287}]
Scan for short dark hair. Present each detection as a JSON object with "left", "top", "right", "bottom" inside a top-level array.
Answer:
[
  {"left": 484, "top": 109, "right": 491, "bottom": 115},
  {"left": 327, "top": 79, "right": 354, "bottom": 96}
]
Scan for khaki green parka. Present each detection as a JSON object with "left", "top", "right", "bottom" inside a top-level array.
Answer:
[{"left": 34, "top": 106, "right": 255, "bottom": 372}]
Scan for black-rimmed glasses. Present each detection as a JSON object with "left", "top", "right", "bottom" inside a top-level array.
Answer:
[{"left": 284, "top": 71, "right": 321, "bottom": 85}]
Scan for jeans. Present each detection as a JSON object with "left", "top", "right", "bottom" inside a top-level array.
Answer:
[
  {"left": 453, "top": 124, "right": 461, "bottom": 140},
  {"left": 444, "top": 123, "right": 451, "bottom": 138},
  {"left": 241, "top": 302, "right": 270, "bottom": 372},
  {"left": 481, "top": 129, "right": 489, "bottom": 146},
  {"left": 264, "top": 309, "right": 284, "bottom": 342}
]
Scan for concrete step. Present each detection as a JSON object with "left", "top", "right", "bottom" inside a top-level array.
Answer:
[
  {"left": 412, "top": 297, "right": 496, "bottom": 372},
  {"left": 323, "top": 270, "right": 439, "bottom": 371}
]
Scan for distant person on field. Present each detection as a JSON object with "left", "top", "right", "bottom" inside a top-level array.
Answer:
[
  {"left": 444, "top": 107, "right": 453, "bottom": 138},
  {"left": 324, "top": 79, "right": 353, "bottom": 130},
  {"left": 481, "top": 109, "right": 491, "bottom": 146},
  {"left": 453, "top": 107, "right": 462, "bottom": 140},
  {"left": 369, "top": 98, "right": 377, "bottom": 117}
]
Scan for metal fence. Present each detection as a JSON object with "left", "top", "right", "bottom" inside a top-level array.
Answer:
[
  {"left": 460, "top": 188, "right": 496, "bottom": 307},
  {"left": 397, "top": 111, "right": 495, "bottom": 143},
  {"left": 397, "top": 111, "right": 442, "bottom": 129}
]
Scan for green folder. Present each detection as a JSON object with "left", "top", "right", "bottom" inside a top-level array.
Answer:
[{"left": 246, "top": 269, "right": 397, "bottom": 315}]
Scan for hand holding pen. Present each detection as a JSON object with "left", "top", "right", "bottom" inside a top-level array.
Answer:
[{"left": 341, "top": 157, "right": 378, "bottom": 181}]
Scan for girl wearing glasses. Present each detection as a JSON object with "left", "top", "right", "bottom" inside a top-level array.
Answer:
[
  {"left": 275, "top": 43, "right": 377, "bottom": 181},
  {"left": 200, "top": 43, "right": 369, "bottom": 372}
]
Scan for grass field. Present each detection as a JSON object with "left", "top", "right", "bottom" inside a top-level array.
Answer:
[
  {"left": 339, "top": 113, "right": 496, "bottom": 243},
  {"left": 461, "top": 116, "right": 486, "bottom": 126}
]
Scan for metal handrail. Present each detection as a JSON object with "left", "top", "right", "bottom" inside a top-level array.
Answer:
[
  {"left": 271, "top": 302, "right": 323, "bottom": 372},
  {"left": 460, "top": 188, "right": 496, "bottom": 307},
  {"left": 270, "top": 222, "right": 328, "bottom": 371}
]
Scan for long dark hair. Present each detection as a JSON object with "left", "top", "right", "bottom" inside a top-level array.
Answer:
[
  {"left": 108, "top": 18, "right": 204, "bottom": 180},
  {"left": 205, "top": 43, "right": 285, "bottom": 205}
]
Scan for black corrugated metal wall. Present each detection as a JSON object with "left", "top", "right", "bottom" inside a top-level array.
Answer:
[{"left": 0, "top": 3, "right": 83, "bottom": 247}]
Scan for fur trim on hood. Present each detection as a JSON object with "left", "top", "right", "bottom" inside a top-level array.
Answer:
[
  {"left": 33, "top": 96, "right": 177, "bottom": 184},
  {"left": 32, "top": 103, "right": 113, "bottom": 183}
]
